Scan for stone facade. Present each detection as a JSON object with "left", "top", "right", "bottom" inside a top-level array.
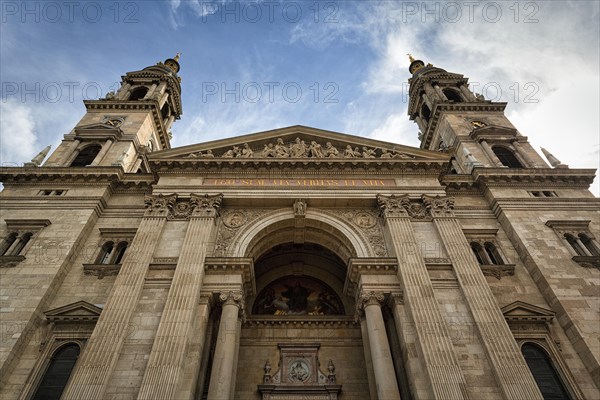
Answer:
[{"left": 0, "top": 56, "right": 598, "bottom": 400}]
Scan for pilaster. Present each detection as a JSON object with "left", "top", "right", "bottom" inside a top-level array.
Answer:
[
  {"left": 138, "top": 194, "right": 223, "bottom": 400},
  {"left": 423, "top": 194, "right": 543, "bottom": 400},
  {"left": 62, "top": 194, "right": 176, "bottom": 400},
  {"left": 377, "top": 194, "right": 469, "bottom": 400}
]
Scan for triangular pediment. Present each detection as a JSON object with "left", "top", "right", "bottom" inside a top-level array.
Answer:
[
  {"left": 44, "top": 300, "right": 103, "bottom": 323},
  {"left": 149, "top": 125, "right": 448, "bottom": 162},
  {"left": 501, "top": 301, "right": 555, "bottom": 323},
  {"left": 73, "top": 123, "right": 123, "bottom": 140}
]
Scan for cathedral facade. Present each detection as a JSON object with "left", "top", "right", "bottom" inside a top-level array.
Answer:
[{"left": 0, "top": 55, "right": 598, "bottom": 400}]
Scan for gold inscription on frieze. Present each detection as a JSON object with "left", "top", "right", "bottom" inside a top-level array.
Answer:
[{"left": 206, "top": 178, "right": 395, "bottom": 187}]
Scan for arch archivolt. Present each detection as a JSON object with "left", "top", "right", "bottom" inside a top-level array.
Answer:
[{"left": 219, "top": 207, "right": 379, "bottom": 260}]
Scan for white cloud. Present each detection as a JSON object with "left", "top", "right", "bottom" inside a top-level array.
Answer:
[{"left": 0, "top": 100, "right": 38, "bottom": 166}]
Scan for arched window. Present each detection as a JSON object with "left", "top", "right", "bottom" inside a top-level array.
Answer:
[
  {"left": 578, "top": 234, "right": 599, "bottom": 256},
  {"left": 470, "top": 242, "right": 487, "bottom": 265},
  {"left": 484, "top": 242, "right": 504, "bottom": 265},
  {"left": 564, "top": 234, "right": 586, "bottom": 256},
  {"left": 1, "top": 232, "right": 18, "bottom": 255},
  {"left": 97, "top": 241, "right": 114, "bottom": 264},
  {"left": 11, "top": 232, "right": 32, "bottom": 255},
  {"left": 129, "top": 86, "right": 148, "bottom": 101},
  {"left": 112, "top": 242, "right": 128, "bottom": 264},
  {"left": 70, "top": 145, "right": 102, "bottom": 167},
  {"left": 443, "top": 88, "right": 464, "bottom": 102},
  {"left": 492, "top": 146, "right": 524, "bottom": 168},
  {"left": 32, "top": 343, "right": 80, "bottom": 400},
  {"left": 521, "top": 343, "right": 571, "bottom": 400},
  {"left": 161, "top": 102, "right": 171, "bottom": 120},
  {"left": 420, "top": 103, "right": 431, "bottom": 123}
]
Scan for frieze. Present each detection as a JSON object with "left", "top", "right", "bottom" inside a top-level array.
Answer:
[
  {"left": 377, "top": 194, "right": 455, "bottom": 220},
  {"left": 480, "top": 264, "right": 516, "bottom": 280}
]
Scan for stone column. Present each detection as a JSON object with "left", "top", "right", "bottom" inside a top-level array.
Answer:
[
  {"left": 62, "top": 194, "right": 176, "bottom": 400},
  {"left": 377, "top": 194, "right": 469, "bottom": 400},
  {"left": 414, "top": 116, "right": 427, "bottom": 133},
  {"left": 480, "top": 140, "right": 504, "bottom": 167},
  {"left": 424, "top": 82, "right": 440, "bottom": 102},
  {"left": 359, "top": 291, "right": 401, "bottom": 400},
  {"left": 117, "top": 82, "right": 131, "bottom": 100},
  {"left": 421, "top": 93, "right": 433, "bottom": 110},
  {"left": 511, "top": 140, "right": 534, "bottom": 167},
  {"left": 433, "top": 84, "right": 447, "bottom": 100},
  {"left": 207, "top": 291, "right": 244, "bottom": 400},
  {"left": 459, "top": 84, "right": 478, "bottom": 101},
  {"left": 138, "top": 194, "right": 223, "bottom": 400},
  {"left": 575, "top": 238, "right": 593, "bottom": 256},
  {"left": 90, "top": 139, "right": 113, "bottom": 166},
  {"left": 423, "top": 195, "right": 543, "bottom": 400},
  {"left": 144, "top": 83, "right": 158, "bottom": 100},
  {"left": 359, "top": 316, "right": 378, "bottom": 400}
]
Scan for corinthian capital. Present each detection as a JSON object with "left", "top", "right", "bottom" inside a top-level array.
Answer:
[
  {"left": 421, "top": 195, "right": 455, "bottom": 218},
  {"left": 144, "top": 194, "right": 177, "bottom": 217},
  {"left": 376, "top": 194, "right": 411, "bottom": 219},
  {"left": 190, "top": 193, "right": 223, "bottom": 218},
  {"left": 358, "top": 290, "right": 385, "bottom": 310},
  {"left": 218, "top": 290, "right": 244, "bottom": 307}
]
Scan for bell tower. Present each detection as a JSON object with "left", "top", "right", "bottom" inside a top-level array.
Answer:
[
  {"left": 406, "top": 55, "right": 548, "bottom": 173},
  {"left": 44, "top": 54, "right": 183, "bottom": 172}
]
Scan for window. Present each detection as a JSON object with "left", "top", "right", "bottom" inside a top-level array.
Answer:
[
  {"left": 32, "top": 344, "right": 80, "bottom": 400},
  {"left": 470, "top": 241, "right": 506, "bottom": 265},
  {"left": 420, "top": 103, "right": 431, "bottom": 123},
  {"left": 492, "top": 146, "right": 524, "bottom": 168},
  {"left": 129, "top": 86, "right": 148, "bottom": 101},
  {"left": 530, "top": 191, "right": 557, "bottom": 198},
  {"left": 521, "top": 343, "right": 571, "bottom": 400},
  {"left": 70, "top": 144, "right": 102, "bottom": 167},
  {"left": 38, "top": 190, "right": 67, "bottom": 196},
  {"left": 443, "top": 88, "right": 464, "bottom": 102},
  {"left": 0, "top": 232, "right": 18, "bottom": 255},
  {"left": 95, "top": 241, "right": 128, "bottom": 265},
  {"left": 546, "top": 220, "right": 600, "bottom": 269}
]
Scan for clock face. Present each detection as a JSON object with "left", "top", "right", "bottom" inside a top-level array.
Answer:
[{"left": 470, "top": 120, "right": 487, "bottom": 128}]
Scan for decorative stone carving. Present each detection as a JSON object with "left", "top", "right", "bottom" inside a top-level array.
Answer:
[
  {"left": 377, "top": 194, "right": 410, "bottom": 218},
  {"left": 263, "top": 360, "right": 272, "bottom": 383},
  {"left": 293, "top": 199, "right": 307, "bottom": 217},
  {"left": 327, "top": 359, "right": 336, "bottom": 383},
  {"left": 83, "top": 264, "right": 120, "bottom": 279},
  {"left": 144, "top": 194, "right": 177, "bottom": 217},
  {"left": 353, "top": 212, "right": 376, "bottom": 229},
  {"left": 338, "top": 209, "right": 388, "bottom": 257},
  {"left": 422, "top": 194, "right": 455, "bottom": 218},
  {"left": 358, "top": 290, "right": 385, "bottom": 309},
  {"left": 481, "top": 264, "right": 516, "bottom": 280},
  {"left": 213, "top": 209, "right": 268, "bottom": 257},
  {"left": 190, "top": 193, "right": 223, "bottom": 218},
  {"left": 0, "top": 255, "right": 25, "bottom": 268},
  {"left": 223, "top": 211, "right": 247, "bottom": 228},
  {"left": 218, "top": 290, "right": 245, "bottom": 320},
  {"left": 202, "top": 137, "right": 420, "bottom": 160}
]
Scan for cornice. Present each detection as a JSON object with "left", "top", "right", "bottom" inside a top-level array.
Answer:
[
  {"left": 420, "top": 102, "right": 508, "bottom": 149},
  {"left": 148, "top": 158, "right": 449, "bottom": 175}
]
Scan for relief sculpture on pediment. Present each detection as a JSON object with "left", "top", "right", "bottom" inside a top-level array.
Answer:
[{"left": 195, "top": 137, "right": 417, "bottom": 160}]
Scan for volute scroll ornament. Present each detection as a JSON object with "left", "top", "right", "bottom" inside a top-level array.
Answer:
[
  {"left": 422, "top": 194, "right": 455, "bottom": 218},
  {"left": 358, "top": 290, "right": 385, "bottom": 311},
  {"left": 190, "top": 193, "right": 223, "bottom": 218},
  {"left": 144, "top": 194, "right": 177, "bottom": 217},
  {"left": 376, "top": 194, "right": 411, "bottom": 218}
]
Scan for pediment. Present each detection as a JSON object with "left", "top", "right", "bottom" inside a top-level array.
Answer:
[
  {"left": 45, "top": 300, "right": 103, "bottom": 323},
  {"left": 469, "top": 124, "right": 518, "bottom": 140},
  {"left": 73, "top": 123, "right": 123, "bottom": 140},
  {"left": 501, "top": 301, "right": 555, "bottom": 323},
  {"left": 149, "top": 125, "right": 448, "bottom": 162}
]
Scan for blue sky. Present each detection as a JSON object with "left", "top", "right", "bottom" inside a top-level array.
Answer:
[{"left": 1, "top": 1, "right": 599, "bottom": 193}]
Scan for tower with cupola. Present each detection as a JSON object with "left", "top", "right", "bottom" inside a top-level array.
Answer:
[
  {"left": 406, "top": 55, "right": 549, "bottom": 174},
  {"left": 43, "top": 55, "right": 183, "bottom": 172}
]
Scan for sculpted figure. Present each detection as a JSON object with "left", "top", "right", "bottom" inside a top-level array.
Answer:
[
  {"left": 392, "top": 151, "right": 413, "bottom": 159},
  {"left": 309, "top": 141, "right": 324, "bottom": 158},
  {"left": 380, "top": 149, "right": 392, "bottom": 158},
  {"left": 202, "top": 149, "right": 215, "bottom": 158},
  {"left": 324, "top": 142, "right": 339, "bottom": 157},
  {"left": 275, "top": 138, "right": 290, "bottom": 158},
  {"left": 362, "top": 147, "right": 376, "bottom": 158},
  {"left": 290, "top": 137, "right": 307, "bottom": 158},
  {"left": 344, "top": 145, "right": 355, "bottom": 158},
  {"left": 353, "top": 147, "right": 362, "bottom": 157},
  {"left": 262, "top": 143, "right": 276, "bottom": 157},
  {"left": 240, "top": 143, "right": 253, "bottom": 158},
  {"left": 222, "top": 148, "right": 235, "bottom": 157}
]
